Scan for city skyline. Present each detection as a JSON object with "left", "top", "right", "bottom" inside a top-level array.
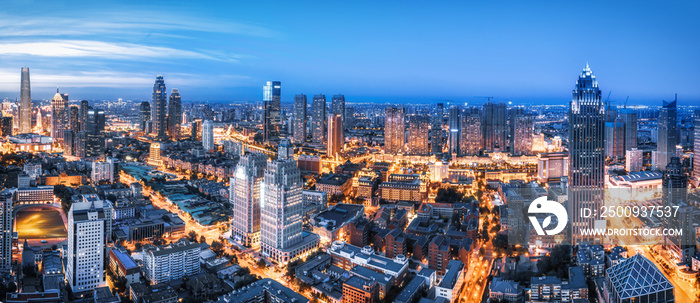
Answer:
[{"left": 0, "top": 1, "right": 699, "bottom": 105}]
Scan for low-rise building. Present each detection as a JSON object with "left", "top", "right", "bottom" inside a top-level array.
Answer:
[{"left": 142, "top": 238, "right": 200, "bottom": 285}]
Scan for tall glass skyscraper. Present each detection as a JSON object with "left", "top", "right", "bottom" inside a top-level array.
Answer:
[
  {"left": 431, "top": 103, "right": 444, "bottom": 154},
  {"left": 482, "top": 102, "right": 507, "bottom": 151},
  {"left": 51, "top": 88, "right": 68, "bottom": 144},
  {"left": 293, "top": 94, "right": 307, "bottom": 144},
  {"left": 139, "top": 101, "right": 151, "bottom": 132},
  {"left": 657, "top": 96, "right": 678, "bottom": 171},
  {"left": 448, "top": 105, "right": 461, "bottom": 156},
  {"left": 311, "top": 94, "right": 326, "bottom": 144},
  {"left": 230, "top": 153, "right": 268, "bottom": 246},
  {"left": 152, "top": 75, "right": 168, "bottom": 140},
  {"left": 263, "top": 81, "right": 281, "bottom": 141},
  {"left": 19, "top": 67, "right": 31, "bottom": 134},
  {"left": 331, "top": 94, "right": 345, "bottom": 130},
  {"left": 568, "top": 63, "right": 605, "bottom": 244},
  {"left": 168, "top": 88, "right": 182, "bottom": 140}
]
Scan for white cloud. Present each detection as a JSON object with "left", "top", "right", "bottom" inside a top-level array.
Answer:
[{"left": 0, "top": 40, "right": 240, "bottom": 61}]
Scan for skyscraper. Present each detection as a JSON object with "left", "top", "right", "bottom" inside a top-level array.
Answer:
[
  {"left": 66, "top": 200, "right": 108, "bottom": 293},
  {"left": 85, "top": 107, "right": 105, "bottom": 158},
  {"left": 139, "top": 101, "right": 151, "bottom": 132},
  {"left": 431, "top": 103, "right": 444, "bottom": 154},
  {"left": 152, "top": 75, "right": 168, "bottom": 140},
  {"left": 68, "top": 105, "right": 79, "bottom": 131},
  {"left": 293, "top": 94, "right": 307, "bottom": 144},
  {"left": 568, "top": 63, "right": 605, "bottom": 244},
  {"left": 408, "top": 115, "right": 430, "bottom": 155},
  {"left": 79, "top": 100, "right": 89, "bottom": 132},
  {"left": 694, "top": 110, "right": 700, "bottom": 186},
  {"left": 312, "top": 94, "right": 326, "bottom": 144},
  {"left": 448, "top": 106, "right": 461, "bottom": 156},
  {"left": 0, "top": 117, "right": 12, "bottom": 137},
  {"left": 384, "top": 106, "right": 405, "bottom": 154},
  {"left": 0, "top": 190, "right": 13, "bottom": 273},
  {"left": 509, "top": 108, "right": 533, "bottom": 156},
  {"left": 460, "top": 108, "right": 482, "bottom": 156},
  {"left": 346, "top": 107, "right": 355, "bottom": 130},
  {"left": 663, "top": 157, "right": 693, "bottom": 264},
  {"left": 19, "top": 67, "right": 31, "bottom": 134},
  {"left": 657, "top": 96, "right": 678, "bottom": 171},
  {"left": 168, "top": 89, "right": 182, "bottom": 140},
  {"left": 263, "top": 81, "right": 281, "bottom": 141},
  {"left": 618, "top": 108, "right": 637, "bottom": 152},
  {"left": 331, "top": 94, "right": 346, "bottom": 130},
  {"left": 230, "top": 153, "right": 268, "bottom": 247},
  {"left": 482, "top": 102, "right": 507, "bottom": 151},
  {"left": 63, "top": 129, "right": 74, "bottom": 157},
  {"left": 327, "top": 114, "right": 343, "bottom": 159},
  {"left": 202, "top": 120, "right": 214, "bottom": 151},
  {"left": 260, "top": 159, "right": 319, "bottom": 264},
  {"left": 605, "top": 120, "right": 624, "bottom": 159},
  {"left": 50, "top": 88, "right": 68, "bottom": 144}
]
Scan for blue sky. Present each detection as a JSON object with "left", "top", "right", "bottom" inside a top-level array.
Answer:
[{"left": 0, "top": 0, "right": 698, "bottom": 106}]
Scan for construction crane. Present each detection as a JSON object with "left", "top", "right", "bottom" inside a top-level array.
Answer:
[{"left": 475, "top": 96, "right": 494, "bottom": 103}]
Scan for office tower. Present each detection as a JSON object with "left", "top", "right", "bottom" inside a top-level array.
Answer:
[
  {"left": 657, "top": 96, "right": 678, "bottom": 170},
  {"left": 68, "top": 105, "right": 79, "bottom": 131},
  {"left": 50, "top": 89, "right": 68, "bottom": 143},
  {"left": 663, "top": 157, "right": 693, "bottom": 264},
  {"left": 327, "top": 114, "right": 343, "bottom": 159},
  {"left": 191, "top": 119, "right": 202, "bottom": 141},
  {"left": 293, "top": 94, "right": 307, "bottom": 144},
  {"left": 331, "top": 94, "right": 346, "bottom": 130},
  {"left": 230, "top": 153, "right": 268, "bottom": 246},
  {"left": 431, "top": 103, "right": 444, "bottom": 154},
  {"left": 63, "top": 129, "right": 74, "bottom": 156},
  {"left": 168, "top": 89, "right": 182, "bottom": 140},
  {"left": 202, "top": 120, "right": 214, "bottom": 151},
  {"left": 75, "top": 131, "right": 87, "bottom": 158},
  {"left": 384, "top": 106, "right": 405, "bottom": 154},
  {"left": 625, "top": 148, "right": 643, "bottom": 172},
  {"left": 312, "top": 94, "right": 327, "bottom": 144},
  {"left": 260, "top": 159, "right": 318, "bottom": 264},
  {"left": 408, "top": 115, "right": 430, "bottom": 155},
  {"left": 152, "top": 75, "right": 168, "bottom": 140},
  {"left": 0, "top": 116, "right": 12, "bottom": 137},
  {"left": 148, "top": 143, "right": 162, "bottom": 166},
  {"left": 619, "top": 108, "right": 637, "bottom": 152},
  {"left": 79, "top": 100, "right": 89, "bottom": 132},
  {"left": 694, "top": 110, "right": 700, "bottom": 186},
  {"left": 278, "top": 138, "right": 292, "bottom": 160},
  {"left": 568, "top": 64, "right": 605, "bottom": 244},
  {"left": 460, "top": 108, "right": 482, "bottom": 156},
  {"left": 19, "top": 67, "right": 31, "bottom": 134},
  {"left": 143, "top": 238, "right": 200, "bottom": 285},
  {"left": 510, "top": 108, "right": 533, "bottom": 156},
  {"left": 85, "top": 108, "right": 105, "bottom": 158},
  {"left": 263, "top": 81, "right": 281, "bottom": 141},
  {"left": 0, "top": 190, "right": 12, "bottom": 273},
  {"left": 482, "top": 102, "right": 507, "bottom": 151},
  {"left": 605, "top": 120, "right": 624, "bottom": 159},
  {"left": 66, "top": 200, "right": 108, "bottom": 293},
  {"left": 139, "top": 101, "right": 151, "bottom": 132},
  {"left": 346, "top": 107, "right": 355, "bottom": 130},
  {"left": 448, "top": 106, "right": 461, "bottom": 156}
]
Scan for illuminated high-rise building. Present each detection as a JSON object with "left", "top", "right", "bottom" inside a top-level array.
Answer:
[
  {"left": 68, "top": 105, "right": 79, "bottom": 131},
  {"left": 202, "top": 120, "right": 214, "bottom": 151},
  {"left": 384, "top": 106, "right": 405, "bottom": 154},
  {"left": 331, "top": 94, "right": 345, "bottom": 130},
  {"left": 568, "top": 63, "right": 605, "bottom": 244},
  {"left": 85, "top": 107, "right": 105, "bottom": 158},
  {"left": 448, "top": 106, "right": 461, "bottom": 156},
  {"left": 618, "top": 108, "right": 637, "bottom": 152},
  {"left": 510, "top": 108, "right": 533, "bottom": 156},
  {"left": 230, "top": 153, "right": 268, "bottom": 247},
  {"left": 168, "top": 89, "right": 182, "bottom": 140},
  {"left": 482, "top": 102, "right": 507, "bottom": 151},
  {"left": 408, "top": 115, "right": 430, "bottom": 155},
  {"left": 460, "top": 108, "right": 482, "bottom": 156},
  {"left": 657, "top": 96, "right": 678, "bottom": 171},
  {"left": 0, "top": 189, "right": 13, "bottom": 273},
  {"left": 79, "top": 100, "right": 89, "bottom": 132},
  {"left": 260, "top": 159, "right": 319, "bottom": 264},
  {"left": 293, "top": 94, "right": 307, "bottom": 144},
  {"left": 431, "top": 103, "right": 444, "bottom": 154},
  {"left": 19, "top": 67, "right": 31, "bottom": 134},
  {"left": 263, "top": 81, "right": 281, "bottom": 141},
  {"left": 327, "top": 114, "right": 343, "bottom": 159},
  {"left": 139, "top": 101, "right": 151, "bottom": 133},
  {"left": 312, "top": 94, "right": 326, "bottom": 144},
  {"left": 66, "top": 200, "right": 108, "bottom": 293},
  {"left": 662, "top": 157, "right": 693, "bottom": 264},
  {"left": 152, "top": 75, "right": 168, "bottom": 140},
  {"left": 50, "top": 88, "right": 68, "bottom": 144},
  {"left": 694, "top": 110, "right": 700, "bottom": 186}
]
